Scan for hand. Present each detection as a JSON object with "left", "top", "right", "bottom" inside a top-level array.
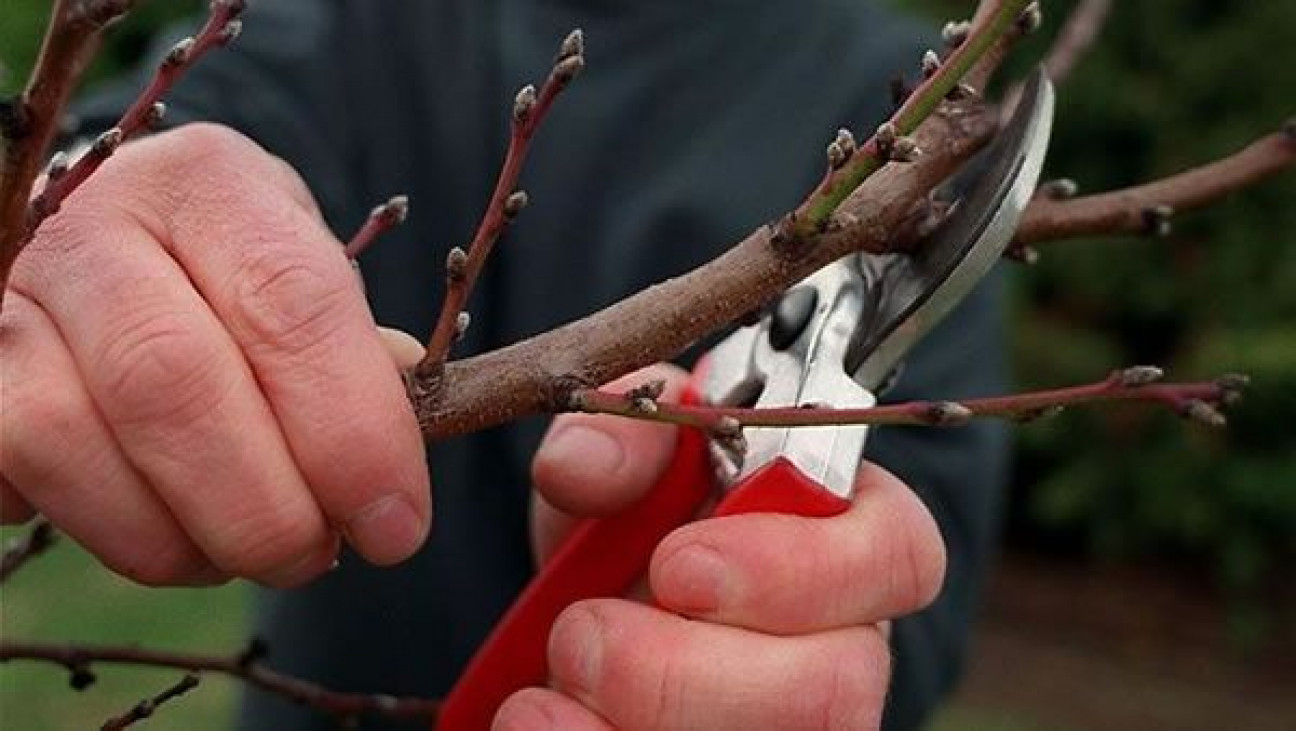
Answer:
[
  {"left": 0, "top": 124, "right": 431, "bottom": 587},
  {"left": 499, "top": 365, "right": 947, "bottom": 730}
]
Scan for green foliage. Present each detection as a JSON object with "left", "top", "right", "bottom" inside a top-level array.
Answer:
[{"left": 897, "top": 0, "right": 1296, "bottom": 624}]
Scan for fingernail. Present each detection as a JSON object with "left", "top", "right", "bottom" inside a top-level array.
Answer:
[
  {"left": 539, "top": 425, "right": 625, "bottom": 480},
  {"left": 657, "top": 544, "right": 728, "bottom": 614},
  {"left": 345, "top": 495, "right": 427, "bottom": 565},
  {"left": 550, "top": 606, "right": 603, "bottom": 697},
  {"left": 266, "top": 542, "right": 337, "bottom": 588}
]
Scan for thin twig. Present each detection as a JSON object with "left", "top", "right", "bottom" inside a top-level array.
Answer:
[
  {"left": 344, "top": 195, "right": 409, "bottom": 259},
  {"left": 0, "top": 519, "right": 56, "bottom": 583},
  {"left": 101, "top": 674, "right": 200, "bottom": 730},
  {"left": 0, "top": 640, "right": 442, "bottom": 724},
  {"left": 569, "top": 367, "right": 1247, "bottom": 432},
  {"left": 417, "top": 30, "right": 586, "bottom": 377},
  {"left": 1043, "top": 0, "right": 1113, "bottom": 86},
  {"left": 790, "top": 0, "right": 1034, "bottom": 237},
  {"left": 25, "top": 0, "right": 247, "bottom": 243},
  {"left": 1016, "top": 126, "right": 1296, "bottom": 246}
]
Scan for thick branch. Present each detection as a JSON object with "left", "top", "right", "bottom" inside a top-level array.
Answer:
[
  {"left": 1016, "top": 127, "right": 1295, "bottom": 246},
  {"left": 0, "top": 641, "right": 442, "bottom": 723}
]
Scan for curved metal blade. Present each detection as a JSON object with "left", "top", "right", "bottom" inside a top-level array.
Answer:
[{"left": 852, "top": 69, "right": 1055, "bottom": 389}]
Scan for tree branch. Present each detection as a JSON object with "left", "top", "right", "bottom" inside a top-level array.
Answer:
[
  {"left": 0, "top": 640, "right": 442, "bottom": 724},
  {"left": 1043, "top": 0, "right": 1113, "bottom": 86},
  {"left": 0, "top": 519, "right": 55, "bottom": 583},
  {"left": 1016, "top": 125, "right": 1295, "bottom": 246},
  {"left": 101, "top": 674, "right": 200, "bottom": 731},
  {"left": 571, "top": 367, "right": 1246, "bottom": 431}
]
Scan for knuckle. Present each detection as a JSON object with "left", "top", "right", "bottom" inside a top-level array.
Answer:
[
  {"left": 94, "top": 307, "right": 226, "bottom": 427},
  {"left": 231, "top": 248, "right": 354, "bottom": 359},
  {"left": 163, "top": 123, "right": 263, "bottom": 169}
]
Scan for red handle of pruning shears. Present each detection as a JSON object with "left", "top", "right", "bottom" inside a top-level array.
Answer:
[{"left": 436, "top": 384, "right": 851, "bottom": 731}]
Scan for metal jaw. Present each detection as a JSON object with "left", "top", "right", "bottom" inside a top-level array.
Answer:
[{"left": 701, "top": 259, "right": 877, "bottom": 500}]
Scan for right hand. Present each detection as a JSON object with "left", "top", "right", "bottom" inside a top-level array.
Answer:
[{"left": 0, "top": 124, "right": 431, "bottom": 588}]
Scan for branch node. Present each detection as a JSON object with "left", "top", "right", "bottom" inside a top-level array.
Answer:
[
  {"left": 1005, "top": 242, "right": 1040, "bottom": 265},
  {"left": 92, "top": 127, "right": 124, "bottom": 156},
  {"left": 235, "top": 637, "right": 269, "bottom": 669},
  {"left": 1117, "top": 365, "right": 1165, "bottom": 387},
  {"left": 46, "top": 151, "right": 71, "bottom": 181},
  {"left": 1215, "top": 373, "right": 1250, "bottom": 406},
  {"left": 70, "top": 664, "right": 98, "bottom": 691},
  {"left": 219, "top": 18, "right": 244, "bottom": 46},
  {"left": 145, "top": 101, "right": 168, "bottom": 129},
  {"left": 553, "top": 56, "right": 585, "bottom": 86}
]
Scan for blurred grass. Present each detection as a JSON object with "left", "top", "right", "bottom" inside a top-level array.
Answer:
[{"left": 0, "top": 527, "right": 248, "bottom": 730}]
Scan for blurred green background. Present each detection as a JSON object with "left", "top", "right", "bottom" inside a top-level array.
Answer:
[{"left": 3, "top": 1, "right": 1293, "bottom": 728}]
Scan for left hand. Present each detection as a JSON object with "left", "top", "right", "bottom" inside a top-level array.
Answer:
[{"left": 495, "top": 364, "right": 948, "bottom": 730}]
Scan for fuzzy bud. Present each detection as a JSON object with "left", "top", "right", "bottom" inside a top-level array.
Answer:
[
  {"left": 1006, "top": 243, "right": 1040, "bottom": 265},
  {"left": 826, "top": 141, "right": 848, "bottom": 170},
  {"left": 454, "top": 311, "right": 472, "bottom": 341},
  {"left": 1142, "top": 204, "right": 1175, "bottom": 237},
  {"left": 1117, "top": 365, "right": 1165, "bottom": 387},
  {"left": 557, "top": 29, "right": 585, "bottom": 61},
  {"left": 220, "top": 18, "right": 244, "bottom": 45},
  {"left": 627, "top": 379, "right": 667, "bottom": 402},
  {"left": 926, "top": 401, "right": 972, "bottom": 426},
  {"left": 1183, "top": 400, "right": 1226, "bottom": 428},
  {"left": 46, "top": 151, "right": 70, "bottom": 180},
  {"left": 512, "top": 84, "right": 537, "bottom": 123},
  {"left": 891, "top": 136, "right": 922, "bottom": 162},
  {"left": 631, "top": 397, "right": 659, "bottom": 415},
  {"left": 553, "top": 55, "right": 585, "bottom": 84},
  {"left": 504, "top": 190, "right": 530, "bottom": 218},
  {"left": 92, "top": 127, "right": 124, "bottom": 156},
  {"left": 377, "top": 195, "right": 410, "bottom": 224},
  {"left": 1039, "top": 178, "right": 1079, "bottom": 200},
  {"left": 921, "top": 50, "right": 942, "bottom": 78},
  {"left": 145, "top": 101, "right": 168, "bottom": 128},
  {"left": 1016, "top": 2, "right": 1043, "bottom": 34},
  {"left": 445, "top": 247, "right": 468, "bottom": 281},
  {"left": 713, "top": 415, "right": 743, "bottom": 439},
  {"left": 942, "top": 20, "right": 972, "bottom": 47},
  {"left": 946, "top": 82, "right": 977, "bottom": 101},
  {"left": 165, "top": 37, "right": 196, "bottom": 67}
]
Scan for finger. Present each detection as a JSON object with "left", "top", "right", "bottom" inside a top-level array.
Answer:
[
  {"left": 493, "top": 687, "right": 612, "bottom": 731},
  {"left": 549, "top": 599, "right": 890, "bottom": 730},
  {"left": 650, "top": 461, "right": 946, "bottom": 634},
  {"left": 16, "top": 176, "right": 336, "bottom": 589},
  {"left": 378, "top": 326, "right": 426, "bottom": 370},
  {"left": 126, "top": 126, "right": 431, "bottom": 564},
  {"left": 0, "top": 291, "right": 223, "bottom": 585},
  {"left": 532, "top": 363, "right": 689, "bottom": 517}
]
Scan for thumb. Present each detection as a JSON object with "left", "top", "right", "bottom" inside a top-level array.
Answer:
[{"left": 530, "top": 363, "right": 690, "bottom": 564}]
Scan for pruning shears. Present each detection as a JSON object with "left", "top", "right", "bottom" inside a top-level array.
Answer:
[{"left": 438, "top": 70, "right": 1055, "bottom": 730}]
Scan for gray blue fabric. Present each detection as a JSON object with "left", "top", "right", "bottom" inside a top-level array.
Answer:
[{"left": 80, "top": 1, "right": 1011, "bottom": 728}]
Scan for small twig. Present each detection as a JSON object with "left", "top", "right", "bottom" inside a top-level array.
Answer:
[
  {"left": 790, "top": 0, "right": 1034, "bottom": 237},
  {"left": 0, "top": 640, "right": 442, "bottom": 723},
  {"left": 1043, "top": 0, "right": 1113, "bottom": 86},
  {"left": 0, "top": 519, "right": 56, "bottom": 583},
  {"left": 344, "top": 195, "right": 409, "bottom": 259},
  {"left": 25, "top": 0, "right": 247, "bottom": 242},
  {"left": 569, "top": 367, "right": 1247, "bottom": 432},
  {"left": 417, "top": 30, "right": 585, "bottom": 377},
  {"left": 1016, "top": 126, "right": 1296, "bottom": 246},
  {"left": 101, "top": 674, "right": 200, "bottom": 730}
]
